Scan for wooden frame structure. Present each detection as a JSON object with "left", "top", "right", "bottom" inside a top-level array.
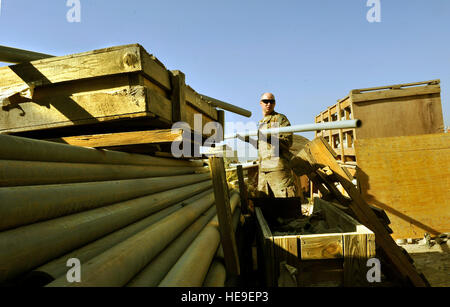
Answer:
[{"left": 314, "top": 79, "right": 444, "bottom": 165}]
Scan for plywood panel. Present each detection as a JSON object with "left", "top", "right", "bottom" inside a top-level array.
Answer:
[
  {"left": 355, "top": 133, "right": 450, "bottom": 239},
  {"left": 352, "top": 93, "right": 444, "bottom": 139}
]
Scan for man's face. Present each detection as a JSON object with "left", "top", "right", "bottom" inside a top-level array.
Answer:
[{"left": 260, "top": 94, "right": 276, "bottom": 116}]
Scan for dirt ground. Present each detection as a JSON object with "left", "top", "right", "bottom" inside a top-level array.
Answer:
[{"left": 400, "top": 240, "right": 450, "bottom": 287}]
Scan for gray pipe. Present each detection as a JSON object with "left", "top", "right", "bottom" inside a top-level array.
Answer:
[
  {"left": 0, "top": 180, "right": 212, "bottom": 284},
  {"left": 0, "top": 45, "right": 54, "bottom": 64},
  {"left": 224, "top": 119, "right": 361, "bottom": 140},
  {"left": 0, "top": 172, "right": 210, "bottom": 231}
]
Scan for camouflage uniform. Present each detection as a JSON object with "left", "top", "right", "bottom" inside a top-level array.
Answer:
[{"left": 257, "top": 112, "right": 297, "bottom": 198}]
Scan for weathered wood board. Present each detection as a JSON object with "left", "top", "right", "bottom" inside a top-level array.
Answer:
[
  {"left": 0, "top": 44, "right": 218, "bottom": 135},
  {"left": 355, "top": 133, "right": 450, "bottom": 240}
]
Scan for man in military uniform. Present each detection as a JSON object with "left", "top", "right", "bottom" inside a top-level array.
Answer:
[{"left": 239, "top": 93, "right": 297, "bottom": 198}]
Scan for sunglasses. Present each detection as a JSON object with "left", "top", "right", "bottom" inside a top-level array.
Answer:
[{"left": 261, "top": 99, "right": 276, "bottom": 104}]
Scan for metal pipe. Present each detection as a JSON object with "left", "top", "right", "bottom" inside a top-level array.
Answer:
[
  {"left": 224, "top": 119, "right": 362, "bottom": 140},
  {"left": 203, "top": 260, "right": 226, "bottom": 287},
  {"left": 0, "top": 134, "right": 203, "bottom": 168},
  {"left": 126, "top": 205, "right": 218, "bottom": 287},
  {"left": 158, "top": 192, "right": 240, "bottom": 287},
  {"left": 47, "top": 192, "right": 216, "bottom": 287},
  {"left": 29, "top": 189, "right": 213, "bottom": 285},
  {"left": 0, "top": 160, "right": 204, "bottom": 187},
  {"left": 0, "top": 172, "right": 211, "bottom": 231},
  {"left": 199, "top": 94, "right": 252, "bottom": 118},
  {"left": 0, "top": 45, "right": 54, "bottom": 64},
  {"left": 0, "top": 180, "right": 213, "bottom": 284}
]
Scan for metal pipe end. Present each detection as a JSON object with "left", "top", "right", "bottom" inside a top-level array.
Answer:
[{"left": 355, "top": 119, "right": 362, "bottom": 128}]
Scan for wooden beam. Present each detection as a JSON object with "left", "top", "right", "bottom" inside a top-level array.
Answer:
[
  {"left": 305, "top": 137, "right": 430, "bottom": 287},
  {"left": 47, "top": 128, "right": 184, "bottom": 148},
  {"left": 170, "top": 70, "right": 187, "bottom": 123},
  {"left": 208, "top": 156, "right": 240, "bottom": 276},
  {"left": 236, "top": 165, "right": 249, "bottom": 215}
]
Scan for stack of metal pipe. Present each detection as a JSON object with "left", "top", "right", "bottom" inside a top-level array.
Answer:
[{"left": 0, "top": 134, "right": 241, "bottom": 287}]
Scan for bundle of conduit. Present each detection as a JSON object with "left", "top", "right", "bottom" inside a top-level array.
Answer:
[{"left": 0, "top": 134, "right": 241, "bottom": 287}]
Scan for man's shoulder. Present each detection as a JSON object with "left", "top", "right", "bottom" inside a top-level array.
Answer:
[{"left": 271, "top": 112, "right": 290, "bottom": 123}]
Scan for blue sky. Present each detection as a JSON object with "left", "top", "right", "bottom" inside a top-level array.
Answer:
[{"left": 1, "top": 0, "right": 449, "bottom": 156}]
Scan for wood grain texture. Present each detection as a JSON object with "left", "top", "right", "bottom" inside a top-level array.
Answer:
[
  {"left": 48, "top": 129, "right": 184, "bottom": 148},
  {"left": 343, "top": 233, "right": 368, "bottom": 286},
  {"left": 355, "top": 133, "right": 450, "bottom": 239},
  {"left": 300, "top": 234, "right": 343, "bottom": 260},
  {"left": 209, "top": 157, "right": 240, "bottom": 276},
  {"left": 0, "top": 45, "right": 143, "bottom": 89},
  {"left": 307, "top": 137, "right": 429, "bottom": 287}
]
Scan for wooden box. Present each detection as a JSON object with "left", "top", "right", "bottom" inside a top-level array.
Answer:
[
  {"left": 0, "top": 44, "right": 220, "bottom": 138},
  {"left": 314, "top": 80, "right": 444, "bottom": 163},
  {"left": 256, "top": 198, "right": 375, "bottom": 287}
]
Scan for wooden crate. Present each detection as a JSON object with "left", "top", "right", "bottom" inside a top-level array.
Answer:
[
  {"left": 314, "top": 80, "right": 444, "bottom": 163},
  {"left": 0, "top": 44, "right": 220, "bottom": 138},
  {"left": 256, "top": 198, "right": 375, "bottom": 287},
  {"left": 355, "top": 133, "right": 450, "bottom": 240}
]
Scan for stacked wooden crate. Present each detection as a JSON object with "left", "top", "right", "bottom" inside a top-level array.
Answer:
[
  {"left": 314, "top": 79, "right": 444, "bottom": 166},
  {"left": 314, "top": 80, "right": 448, "bottom": 240},
  {"left": 0, "top": 44, "right": 223, "bottom": 155}
]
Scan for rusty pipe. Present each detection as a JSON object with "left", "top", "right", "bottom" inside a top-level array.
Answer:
[
  {"left": 0, "top": 134, "right": 203, "bottom": 167},
  {"left": 0, "top": 172, "right": 210, "bottom": 231},
  {"left": 0, "top": 180, "right": 212, "bottom": 283},
  {"left": 47, "top": 192, "right": 217, "bottom": 287}
]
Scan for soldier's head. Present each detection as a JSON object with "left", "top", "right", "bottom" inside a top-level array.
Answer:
[{"left": 260, "top": 93, "right": 276, "bottom": 116}]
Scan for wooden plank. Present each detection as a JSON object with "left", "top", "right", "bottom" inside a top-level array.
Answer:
[
  {"left": 145, "top": 87, "right": 172, "bottom": 123},
  {"left": 236, "top": 165, "right": 249, "bottom": 214},
  {"left": 351, "top": 79, "right": 440, "bottom": 94},
  {"left": 185, "top": 86, "right": 218, "bottom": 121},
  {"left": 255, "top": 207, "right": 276, "bottom": 286},
  {"left": 0, "top": 80, "right": 150, "bottom": 133},
  {"left": 170, "top": 70, "right": 187, "bottom": 123},
  {"left": 47, "top": 128, "right": 184, "bottom": 148},
  {"left": 343, "top": 233, "right": 368, "bottom": 286},
  {"left": 355, "top": 133, "right": 450, "bottom": 239},
  {"left": 306, "top": 137, "right": 429, "bottom": 287},
  {"left": 300, "top": 234, "right": 343, "bottom": 260},
  {"left": 0, "top": 44, "right": 143, "bottom": 90},
  {"left": 297, "top": 259, "right": 343, "bottom": 287},
  {"left": 352, "top": 92, "right": 444, "bottom": 139},
  {"left": 209, "top": 157, "right": 240, "bottom": 276},
  {"left": 139, "top": 46, "right": 172, "bottom": 91}
]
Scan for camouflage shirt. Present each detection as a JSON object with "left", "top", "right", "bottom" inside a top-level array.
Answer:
[{"left": 258, "top": 112, "right": 293, "bottom": 172}]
